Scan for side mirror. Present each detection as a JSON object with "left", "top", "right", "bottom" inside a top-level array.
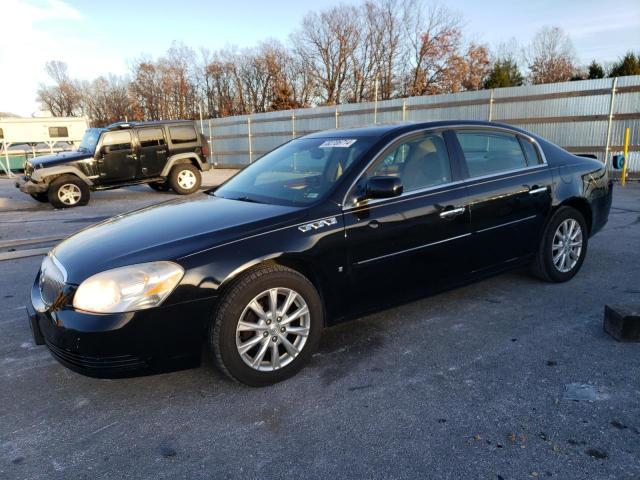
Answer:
[{"left": 364, "top": 176, "right": 403, "bottom": 200}]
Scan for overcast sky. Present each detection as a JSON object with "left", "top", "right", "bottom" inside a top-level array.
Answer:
[{"left": 2, "top": 0, "right": 639, "bottom": 116}]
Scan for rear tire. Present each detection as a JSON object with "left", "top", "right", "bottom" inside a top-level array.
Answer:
[
  {"left": 148, "top": 181, "right": 171, "bottom": 192},
  {"left": 47, "top": 175, "right": 90, "bottom": 209},
  {"left": 169, "top": 164, "right": 201, "bottom": 195},
  {"left": 30, "top": 192, "right": 49, "bottom": 203},
  {"left": 209, "top": 264, "right": 323, "bottom": 387},
  {"left": 532, "top": 206, "right": 588, "bottom": 282}
]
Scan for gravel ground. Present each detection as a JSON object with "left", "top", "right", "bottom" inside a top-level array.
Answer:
[{"left": 0, "top": 178, "right": 638, "bottom": 480}]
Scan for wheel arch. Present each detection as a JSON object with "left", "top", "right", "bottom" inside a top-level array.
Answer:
[
  {"left": 557, "top": 197, "right": 593, "bottom": 234},
  {"left": 34, "top": 166, "right": 94, "bottom": 187},
  {"left": 216, "top": 256, "right": 330, "bottom": 326},
  {"left": 161, "top": 153, "right": 205, "bottom": 176}
]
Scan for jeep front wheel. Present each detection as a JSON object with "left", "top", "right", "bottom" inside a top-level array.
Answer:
[
  {"left": 169, "top": 164, "right": 201, "bottom": 195},
  {"left": 48, "top": 175, "right": 90, "bottom": 208},
  {"left": 148, "top": 181, "right": 171, "bottom": 192},
  {"left": 30, "top": 192, "right": 49, "bottom": 203}
]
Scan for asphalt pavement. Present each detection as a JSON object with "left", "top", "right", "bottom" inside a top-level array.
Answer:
[{"left": 0, "top": 177, "right": 638, "bottom": 480}]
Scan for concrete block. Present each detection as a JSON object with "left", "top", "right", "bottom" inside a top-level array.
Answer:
[{"left": 604, "top": 305, "right": 640, "bottom": 342}]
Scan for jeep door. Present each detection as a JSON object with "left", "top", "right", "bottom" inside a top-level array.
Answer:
[
  {"left": 136, "top": 127, "right": 168, "bottom": 178},
  {"left": 97, "top": 131, "right": 138, "bottom": 183}
]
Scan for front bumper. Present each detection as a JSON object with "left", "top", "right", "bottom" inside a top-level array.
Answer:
[
  {"left": 28, "top": 279, "right": 217, "bottom": 378},
  {"left": 15, "top": 176, "right": 48, "bottom": 194}
]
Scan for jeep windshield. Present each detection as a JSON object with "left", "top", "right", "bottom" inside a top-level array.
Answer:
[
  {"left": 78, "top": 128, "right": 106, "bottom": 153},
  {"left": 214, "top": 137, "right": 374, "bottom": 206}
]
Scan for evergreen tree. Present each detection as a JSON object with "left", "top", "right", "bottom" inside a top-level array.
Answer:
[
  {"left": 587, "top": 60, "right": 605, "bottom": 79},
  {"left": 484, "top": 59, "right": 524, "bottom": 88},
  {"left": 609, "top": 52, "right": 640, "bottom": 77}
]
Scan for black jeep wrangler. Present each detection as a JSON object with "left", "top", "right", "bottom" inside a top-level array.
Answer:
[{"left": 16, "top": 120, "right": 211, "bottom": 208}]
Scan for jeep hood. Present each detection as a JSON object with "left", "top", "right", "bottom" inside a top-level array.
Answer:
[
  {"left": 30, "top": 150, "right": 93, "bottom": 168},
  {"left": 51, "top": 194, "right": 306, "bottom": 283}
]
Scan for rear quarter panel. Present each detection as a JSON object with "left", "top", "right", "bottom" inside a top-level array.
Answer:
[{"left": 541, "top": 139, "right": 612, "bottom": 236}]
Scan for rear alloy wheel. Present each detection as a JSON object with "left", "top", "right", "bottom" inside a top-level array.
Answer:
[
  {"left": 169, "top": 164, "right": 201, "bottom": 195},
  {"left": 551, "top": 219, "right": 583, "bottom": 273},
  {"left": 210, "top": 264, "right": 323, "bottom": 386},
  {"left": 47, "top": 175, "right": 90, "bottom": 209},
  {"left": 532, "top": 206, "right": 588, "bottom": 282}
]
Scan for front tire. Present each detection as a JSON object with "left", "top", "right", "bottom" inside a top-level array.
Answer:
[
  {"left": 169, "top": 164, "right": 201, "bottom": 195},
  {"left": 47, "top": 175, "right": 90, "bottom": 208},
  {"left": 532, "top": 206, "right": 588, "bottom": 282},
  {"left": 148, "top": 181, "right": 171, "bottom": 192},
  {"left": 209, "top": 265, "right": 323, "bottom": 386},
  {"left": 30, "top": 192, "right": 49, "bottom": 203}
]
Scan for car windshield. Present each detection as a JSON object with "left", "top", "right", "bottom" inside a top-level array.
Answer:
[
  {"left": 214, "top": 137, "right": 374, "bottom": 206},
  {"left": 78, "top": 128, "right": 105, "bottom": 153}
]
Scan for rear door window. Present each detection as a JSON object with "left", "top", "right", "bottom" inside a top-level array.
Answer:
[
  {"left": 169, "top": 125, "right": 197, "bottom": 144},
  {"left": 519, "top": 137, "right": 542, "bottom": 165},
  {"left": 456, "top": 130, "right": 528, "bottom": 177},
  {"left": 138, "top": 128, "right": 166, "bottom": 148}
]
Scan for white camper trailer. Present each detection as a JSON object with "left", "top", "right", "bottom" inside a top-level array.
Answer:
[{"left": 0, "top": 117, "right": 89, "bottom": 176}]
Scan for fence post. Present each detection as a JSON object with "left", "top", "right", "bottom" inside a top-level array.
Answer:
[
  {"left": 488, "top": 89, "right": 495, "bottom": 121},
  {"left": 604, "top": 77, "right": 618, "bottom": 167},
  {"left": 401, "top": 99, "right": 407, "bottom": 122},
  {"left": 292, "top": 111, "right": 296, "bottom": 138},
  {"left": 335, "top": 106, "right": 339, "bottom": 129},
  {"left": 247, "top": 115, "right": 253, "bottom": 164},
  {"left": 208, "top": 119, "right": 214, "bottom": 166}
]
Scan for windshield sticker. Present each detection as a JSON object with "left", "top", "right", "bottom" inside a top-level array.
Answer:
[{"left": 319, "top": 139, "right": 357, "bottom": 148}]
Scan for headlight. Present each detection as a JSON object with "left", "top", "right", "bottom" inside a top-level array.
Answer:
[{"left": 73, "top": 261, "right": 184, "bottom": 314}]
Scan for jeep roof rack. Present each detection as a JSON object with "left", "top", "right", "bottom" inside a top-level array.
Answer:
[{"left": 105, "top": 120, "right": 195, "bottom": 131}]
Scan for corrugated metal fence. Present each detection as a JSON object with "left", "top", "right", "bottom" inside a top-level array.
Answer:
[{"left": 202, "top": 75, "right": 640, "bottom": 173}]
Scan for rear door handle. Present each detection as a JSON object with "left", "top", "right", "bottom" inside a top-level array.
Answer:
[
  {"left": 528, "top": 186, "right": 548, "bottom": 195},
  {"left": 439, "top": 207, "right": 466, "bottom": 219}
]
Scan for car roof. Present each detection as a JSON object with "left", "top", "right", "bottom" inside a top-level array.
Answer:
[{"left": 303, "top": 120, "right": 531, "bottom": 139}]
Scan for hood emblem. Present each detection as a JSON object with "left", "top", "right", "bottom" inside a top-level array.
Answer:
[{"left": 298, "top": 217, "right": 337, "bottom": 233}]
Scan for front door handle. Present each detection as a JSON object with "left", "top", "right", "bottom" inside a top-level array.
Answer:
[
  {"left": 126, "top": 154, "right": 137, "bottom": 160},
  {"left": 439, "top": 207, "right": 466, "bottom": 219},
  {"left": 528, "top": 186, "right": 548, "bottom": 195}
]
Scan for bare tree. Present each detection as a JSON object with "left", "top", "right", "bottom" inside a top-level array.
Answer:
[
  {"left": 37, "top": 60, "right": 83, "bottom": 116},
  {"left": 401, "top": 4, "right": 464, "bottom": 95},
  {"left": 527, "top": 26, "right": 576, "bottom": 84},
  {"left": 292, "top": 5, "right": 360, "bottom": 104},
  {"left": 461, "top": 43, "right": 490, "bottom": 91}
]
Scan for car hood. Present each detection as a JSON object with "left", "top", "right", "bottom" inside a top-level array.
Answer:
[
  {"left": 52, "top": 195, "right": 306, "bottom": 283},
  {"left": 30, "top": 150, "right": 93, "bottom": 168}
]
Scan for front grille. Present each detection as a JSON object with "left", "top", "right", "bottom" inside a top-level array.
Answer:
[
  {"left": 24, "top": 162, "right": 34, "bottom": 178},
  {"left": 45, "top": 340, "right": 147, "bottom": 371},
  {"left": 39, "top": 255, "right": 66, "bottom": 307}
]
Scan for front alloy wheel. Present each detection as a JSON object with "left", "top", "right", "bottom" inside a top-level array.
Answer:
[
  {"left": 236, "top": 288, "right": 311, "bottom": 371},
  {"left": 47, "top": 174, "right": 90, "bottom": 209},
  {"left": 57, "top": 183, "right": 82, "bottom": 206},
  {"left": 209, "top": 264, "right": 323, "bottom": 386}
]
